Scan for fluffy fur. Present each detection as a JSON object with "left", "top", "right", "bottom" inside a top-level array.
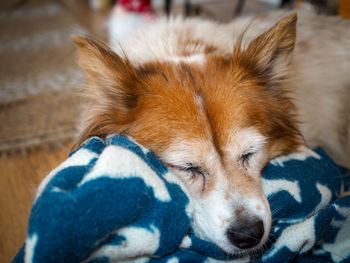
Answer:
[{"left": 73, "top": 11, "right": 350, "bottom": 255}]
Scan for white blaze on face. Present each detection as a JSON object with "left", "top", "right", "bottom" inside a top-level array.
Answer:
[
  {"left": 191, "top": 174, "right": 271, "bottom": 254},
  {"left": 191, "top": 174, "right": 234, "bottom": 251},
  {"left": 160, "top": 127, "right": 272, "bottom": 254},
  {"left": 221, "top": 128, "right": 271, "bottom": 252}
]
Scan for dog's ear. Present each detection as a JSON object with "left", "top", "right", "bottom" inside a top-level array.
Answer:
[
  {"left": 72, "top": 35, "right": 140, "bottom": 112},
  {"left": 233, "top": 14, "right": 303, "bottom": 155},
  {"left": 235, "top": 13, "right": 297, "bottom": 81},
  {"left": 72, "top": 36, "right": 141, "bottom": 145}
]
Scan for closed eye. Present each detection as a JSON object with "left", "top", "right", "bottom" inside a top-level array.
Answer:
[
  {"left": 171, "top": 163, "right": 206, "bottom": 180},
  {"left": 181, "top": 164, "right": 204, "bottom": 176},
  {"left": 168, "top": 163, "right": 207, "bottom": 191},
  {"left": 241, "top": 152, "right": 255, "bottom": 166},
  {"left": 183, "top": 165, "right": 202, "bottom": 174}
]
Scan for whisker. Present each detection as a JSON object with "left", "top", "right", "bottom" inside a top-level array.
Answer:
[{"left": 226, "top": 229, "right": 262, "bottom": 241}]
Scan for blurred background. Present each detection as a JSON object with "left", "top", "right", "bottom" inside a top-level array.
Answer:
[{"left": 0, "top": 0, "right": 349, "bottom": 261}]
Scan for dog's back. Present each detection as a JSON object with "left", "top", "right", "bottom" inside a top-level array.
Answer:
[{"left": 114, "top": 11, "right": 350, "bottom": 167}]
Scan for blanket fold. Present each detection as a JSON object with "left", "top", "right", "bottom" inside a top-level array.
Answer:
[{"left": 13, "top": 135, "right": 350, "bottom": 263}]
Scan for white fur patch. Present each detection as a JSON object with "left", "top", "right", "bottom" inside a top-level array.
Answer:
[
  {"left": 245, "top": 197, "right": 271, "bottom": 229},
  {"left": 226, "top": 128, "right": 267, "bottom": 157},
  {"left": 166, "top": 54, "right": 205, "bottom": 64},
  {"left": 161, "top": 138, "right": 215, "bottom": 169},
  {"left": 191, "top": 186, "right": 233, "bottom": 252},
  {"left": 225, "top": 127, "right": 267, "bottom": 172}
]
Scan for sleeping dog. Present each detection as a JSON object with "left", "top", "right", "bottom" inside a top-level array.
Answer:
[{"left": 73, "top": 11, "right": 350, "bottom": 255}]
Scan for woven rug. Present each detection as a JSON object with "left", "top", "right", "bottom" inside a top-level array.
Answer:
[{"left": 0, "top": 0, "right": 89, "bottom": 154}]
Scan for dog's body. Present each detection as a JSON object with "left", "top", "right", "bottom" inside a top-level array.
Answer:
[{"left": 73, "top": 11, "right": 350, "bottom": 255}]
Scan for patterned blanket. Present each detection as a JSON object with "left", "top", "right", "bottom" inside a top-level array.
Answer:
[{"left": 13, "top": 135, "right": 350, "bottom": 263}]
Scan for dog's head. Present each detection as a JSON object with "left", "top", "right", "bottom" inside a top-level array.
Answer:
[{"left": 73, "top": 13, "right": 303, "bottom": 254}]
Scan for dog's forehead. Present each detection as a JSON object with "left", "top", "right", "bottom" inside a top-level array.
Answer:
[
  {"left": 224, "top": 128, "right": 267, "bottom": 155},
  {"left": 131, "top": 59, "right": 273, "bottom": 156},
  {"left": 160, "top": 137, "right": 219, "bottom": 167}
]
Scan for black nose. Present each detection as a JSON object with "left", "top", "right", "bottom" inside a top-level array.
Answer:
[{"left": 226, "top": 219, "right": 264, "bottom": 249}]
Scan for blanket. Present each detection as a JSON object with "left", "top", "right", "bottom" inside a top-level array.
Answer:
[{"left": 13, "top": 135, "right": 350, "bottom": 263}]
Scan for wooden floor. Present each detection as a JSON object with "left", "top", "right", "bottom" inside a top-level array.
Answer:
[{"left": 0, "top": 141, "right": 73, "bottom": 262}]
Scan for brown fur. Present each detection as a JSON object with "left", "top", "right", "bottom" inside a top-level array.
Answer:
[{"left": 73, "top": 13, "right": 302, "bottom": 168}]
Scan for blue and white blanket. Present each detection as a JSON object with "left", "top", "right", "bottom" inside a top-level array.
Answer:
[{"left": 13, "top": 135, "right": 350, "bottom": 263}]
